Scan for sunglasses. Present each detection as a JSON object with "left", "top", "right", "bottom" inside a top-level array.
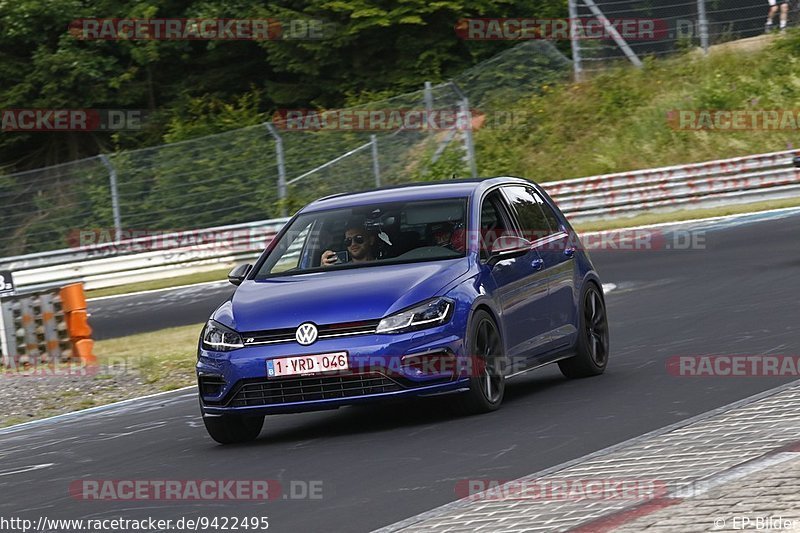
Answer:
[{"left": 344, "top": 235, "right": 366, "bottom": 246}]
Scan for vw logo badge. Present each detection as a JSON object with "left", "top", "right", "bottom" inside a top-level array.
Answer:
[{"left": 295, "top": 323, "right": 318, "bottom": 345}]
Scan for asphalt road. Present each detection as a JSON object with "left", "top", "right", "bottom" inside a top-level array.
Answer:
[
  {"left": 3, "top": 209, "right": 800, "bottom": 532},
  {"left": 90, "top": 281, "right": 234, "bottom": 340}
]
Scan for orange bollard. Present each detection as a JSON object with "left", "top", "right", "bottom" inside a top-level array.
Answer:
[
  {"left": 73, "top": 339, "right": 96, "bottom": 365},
  {"left": 66, "top": 310, "right": 92, "bottom": 338},
  {"left": 59, "top": 283, "right": 87, "bottom": 313},
  {"left": 58, "top": 283, "right": 96, "bottom": 365}
]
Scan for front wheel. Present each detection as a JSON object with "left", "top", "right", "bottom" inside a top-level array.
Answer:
[
  {"left": 454, "top": 310, "right": 506, "bottom": 414},
  {"left": 203, "top": 414, "right": 264, "bottom": 444},
  {"left": 558, "top": 282, "right": 610, "bottom": 379}
]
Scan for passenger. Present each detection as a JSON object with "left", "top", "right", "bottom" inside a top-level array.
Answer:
[{"left": 431, "top": 222, "right": 455, "bottom": 249}]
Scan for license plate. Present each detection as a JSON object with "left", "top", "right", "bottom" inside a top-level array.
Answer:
[{"left": 267, "top": 352, "right": 349, "bottom": 378}]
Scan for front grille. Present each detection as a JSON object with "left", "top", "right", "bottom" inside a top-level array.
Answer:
[
  {"left": 225, "top": 373, "right": 403, "bottom": 407},
  {"left": 241, "top": 320, "right": 380, "bottom": 346}
]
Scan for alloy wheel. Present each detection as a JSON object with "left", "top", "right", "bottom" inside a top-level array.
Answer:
[
  {"left": 584, "top": 287, "right": 609, "bottom": 367},
  {"left": 475, "top": 318, "right": 503, "bottom": 403}
]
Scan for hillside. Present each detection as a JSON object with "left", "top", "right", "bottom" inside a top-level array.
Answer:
[{"left": 475, "top": 32, "right": 800, "bottom": 182}]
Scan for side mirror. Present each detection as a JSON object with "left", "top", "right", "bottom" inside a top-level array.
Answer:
[
  {"left": 488, "top": 235, "right": 531, "bottom": 266},
  {"left": 228, "top": 263, "right": 252, "bottom": 286}
]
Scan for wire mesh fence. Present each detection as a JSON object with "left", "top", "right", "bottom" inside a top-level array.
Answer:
[
  {"left": 452, "top": 40, "right": 573, "bottom": 109},
  {"left": 279, "top": 81, "right": 468, "bottom": 213},
  {"left": 110, "top": 125, "right": 280, "bottom": 233},
  {"left": 1, "top": 39, "right": 573, "bottom": 259},
  {"left": 571, "top": 0, "right": 793, "bottom": 75},
  {"left": 0, "top": 157, "right": 112, "bottom": 258}
]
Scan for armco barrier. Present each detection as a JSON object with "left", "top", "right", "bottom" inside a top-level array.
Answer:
[
  {"left": 0, "top": 149, "right": 798, "bottom": 293},
  {"left": 545, "top": 149, "right": 800, "bottom": 219},
  {"left": 0, "top": 218, "right": 290, "bottom": 293}
]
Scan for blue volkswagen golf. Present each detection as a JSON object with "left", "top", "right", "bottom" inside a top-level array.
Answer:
[{"left": 197, "top": 178, "right": 609, "bottom": 443}]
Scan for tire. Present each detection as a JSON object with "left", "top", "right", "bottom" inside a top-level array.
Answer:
[
  {"left": 558, "top": 282, "right": 610, "bottom": 379},
  {"left": 203, "top": 414, "right": 264, "bottom": 444},
  {"left": 453, "top": 309, "right": 506, "bottom": 414}
]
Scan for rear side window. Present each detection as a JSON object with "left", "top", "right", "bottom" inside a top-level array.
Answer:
[
  {"left": 502, "top": 186, "right": 550, "bottom": 242},
  {"left": 537, "top": 192, "right": 564, "bottom": 234}
]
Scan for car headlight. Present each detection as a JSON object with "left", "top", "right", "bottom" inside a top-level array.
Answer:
[
  {"left": 376, "top": 297, "right": 454, "bottom": 334},
  {"left": 202, "top": 320, "right": 244, "bottom": 351}
]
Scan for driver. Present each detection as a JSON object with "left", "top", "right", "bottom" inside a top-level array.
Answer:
[{"left": 321, "top": 220, "right": 376, "bottom": 266}]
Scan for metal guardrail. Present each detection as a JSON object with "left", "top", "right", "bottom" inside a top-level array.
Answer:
[
  {"left": 0, "top": 218, "right": 290, "bottom": 293},
  {"left": 545, "top": 149, "right": 800, "bottom": 220},
  {"left": 1, "top": 149, "right": 798, "bottom": 293}
]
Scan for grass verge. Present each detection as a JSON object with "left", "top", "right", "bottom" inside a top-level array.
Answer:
[
  {"left": 0, "top": 324, "right": 203, "bottom": 428},
  {"left": 94, "top": 323, "right": 203, "bottom": 388}
]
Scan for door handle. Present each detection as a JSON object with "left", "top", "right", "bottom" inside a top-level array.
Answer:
[
  {"left": 564, "top": 247, "right": 576, "bottom": 258},
  {"left": 531, "top": 258, "right": 544, "bottom": 270}
]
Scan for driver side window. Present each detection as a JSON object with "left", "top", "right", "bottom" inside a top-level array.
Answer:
[{"left": 270, "top": 222, "right": 313, "bottom": 273}]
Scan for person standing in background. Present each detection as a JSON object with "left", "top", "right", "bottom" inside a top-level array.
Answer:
[{"left": 766, "top": 0, "right": 790, "bottom": 33}]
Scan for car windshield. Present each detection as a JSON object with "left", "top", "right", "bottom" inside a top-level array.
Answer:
[{"left": 254, "top": 198, "right": 468, "bottom": 278}]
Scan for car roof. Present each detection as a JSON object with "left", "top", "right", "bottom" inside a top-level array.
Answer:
[{"left": 301, "top": 177, "right": 534, "bottom": 212}]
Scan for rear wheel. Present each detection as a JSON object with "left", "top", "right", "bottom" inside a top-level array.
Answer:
[
  {"left": 454, "top": 310, "right": 506, "bottom": 414},
  {"left": 558, "top": 283, "right": 609, "bottom": 378},
  {"left": 203, "top": 414, "right": 264, "bottom": 444}
]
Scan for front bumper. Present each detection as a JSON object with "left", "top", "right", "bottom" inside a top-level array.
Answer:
[{"left": 197, "top": 323, "right": 470, "bottom": 416}]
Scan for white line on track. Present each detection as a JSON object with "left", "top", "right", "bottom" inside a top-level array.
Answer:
[{"left": 0, "top": 463, "right": 55, "bottom": 477}]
